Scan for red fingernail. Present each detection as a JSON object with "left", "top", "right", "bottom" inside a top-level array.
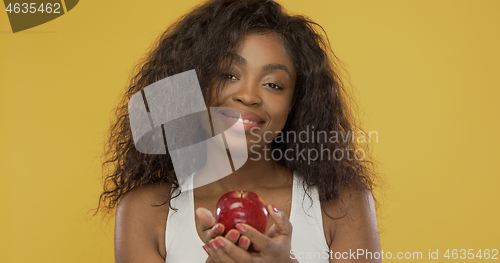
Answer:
[
  {"left": 209, "top": 240, "right": 218, "bottom": 250},
  {"left": 229, "top": 230, "right": 239, "bottom": 240},
  {"left": 216, "top": 238, "right": 225, "bottom": 247},
  {"left": 202, "top": 245, "right": 209, "bottom": 254},
  {"left": 271, "top": 204, "right": 279, "bottom": 213},
  {"left": 239, "top": 237, "right": 248, "bottom": 247},
  {"left": 253, "top": 244, "right": 260, "bottom": 251},
  {"left": 215, "top": 224, "right": 223, "bottom": 233},
  {"left": 235, "top": 224, "right": 247, "bottom": 232}
]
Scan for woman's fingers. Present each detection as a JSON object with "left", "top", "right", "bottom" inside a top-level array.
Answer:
[
  {"left": 208, "top": 237, "right": 251, "bottom": 263},
  {"left": 196, "top": 207, "right": 216, "bottom": 232},
  {"left": 225, "top": 229, "right": 240, "bottom": 244},
  {"left": 224, "top": 229, "right": 252, "bottom": 252},
  {"left": 266, "top": 204, "right": 293, "bottom": 238},
  {"left": 233, "top": 204, "right": 293, "bottom": 252},
  {"left": 235, "top": 223, "right": 271, "bottom": 252},
  {"left": 200, "top": 204, "right": 294, "bottom": 262},
  {"left": 224, "top": 229, "right": 252, "bottom": 251},
  {"left": 196, "top": 207, "right": 225, "bottom": 244},
  {"left": 237, "top": 235, "right": 251, "bottom": 251},
  {"left": 206, "top": 237, "right": 239, "bottom": 263}
]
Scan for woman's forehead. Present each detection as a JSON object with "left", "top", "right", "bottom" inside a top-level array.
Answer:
[{"left": 224, "top": 33, "right": 295, "bottom": 74}]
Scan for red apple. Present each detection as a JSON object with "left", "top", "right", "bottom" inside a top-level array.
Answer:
[{"left": 215, "top": 191, "right": 269, "bottom": 236}]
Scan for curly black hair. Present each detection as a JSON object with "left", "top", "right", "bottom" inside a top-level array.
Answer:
[{"left": 96, "top": 0, "right": 378, "bottom": 217}]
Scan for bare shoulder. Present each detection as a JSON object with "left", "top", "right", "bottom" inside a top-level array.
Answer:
[
  {"left": 118, "top": 183, "right": 172, "bottom": 212},
  {"left": 321, "top": 188, "right": 381, "bottom": 262},
  {"left": 115, "top": 183, "right": 172, "bottom": 263}
]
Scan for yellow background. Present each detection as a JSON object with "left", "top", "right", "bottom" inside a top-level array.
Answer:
[{"left": 1, "top": 0, "right": 498, "bottom": 262}]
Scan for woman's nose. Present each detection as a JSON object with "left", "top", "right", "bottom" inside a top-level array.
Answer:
[{"left": 231, "top": 81, "right": 263, "bottom": 106}]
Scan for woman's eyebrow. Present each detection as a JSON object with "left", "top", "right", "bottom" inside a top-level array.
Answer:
[
  {"left": 262, "top": 64, "right": 291, "bottom": 78},
  {"left": 228, "top": 53, "right": 247, "bottom": 66},
  {"left": 228, "top": 53, "right": 291, "bottom": 77}
]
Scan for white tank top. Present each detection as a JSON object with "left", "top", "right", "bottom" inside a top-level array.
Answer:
[{"left": 165, "top": 171, "right": 330, "bottom": 262}]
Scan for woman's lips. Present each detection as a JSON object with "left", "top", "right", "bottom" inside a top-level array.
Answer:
[
  {"left": 220, "top": 109, "right": 265, "bottom": 123},
  {"left": 220, "top": 111, "right": 265, "bottom": 132}
]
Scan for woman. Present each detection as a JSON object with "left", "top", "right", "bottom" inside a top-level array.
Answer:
[{"left": 98, "top": 0, "right": 381, "bottom": 262}]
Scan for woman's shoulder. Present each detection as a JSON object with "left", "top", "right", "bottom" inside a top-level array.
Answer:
[
  {"left": 118, "top": 182, "right": 172, "bottom": 209},
  {"left": 115, "top": 183, "right": 172, "bottom": 262},
  {"left": 116, "top": 182, "right": 172, "bottom": 230},
  {"left": 320, "top": 187, "right": 380, "bottom": 255}
]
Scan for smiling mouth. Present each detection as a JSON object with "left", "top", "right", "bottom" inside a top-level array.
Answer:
[{"left": 221, "top": 112, "right": 265, "bottom": 124}]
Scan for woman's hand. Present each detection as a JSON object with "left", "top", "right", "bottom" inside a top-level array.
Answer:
[
  {"left": 195, "top": 207, "right": 253, "bottom": 263},
  {"left": 202, "top": 204, "right": 298, "bottom": 263}
]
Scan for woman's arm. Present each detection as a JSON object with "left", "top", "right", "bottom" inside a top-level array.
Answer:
[
  {"left": 115, "top": 184, "right": 170, "bottom": 263},
  {"left": 325, "top": 189, "right": 381, "bottom": 263}
]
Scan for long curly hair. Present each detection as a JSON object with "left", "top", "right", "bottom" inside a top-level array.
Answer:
[{"left": 96, "top": 0, "right": 378, "bottom": 217}]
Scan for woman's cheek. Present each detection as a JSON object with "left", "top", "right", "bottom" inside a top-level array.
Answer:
[{"left": 262, "top": 129, "right": 278, "bottom": 144}]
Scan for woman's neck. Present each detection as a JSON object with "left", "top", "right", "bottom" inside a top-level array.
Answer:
[{"left": 194, "top": 145, "right": 289, "bottom": 194}]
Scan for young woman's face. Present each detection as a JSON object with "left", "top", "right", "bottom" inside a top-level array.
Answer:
[{"left": 209, "top": 32, "right": 296, "bottom": 152}]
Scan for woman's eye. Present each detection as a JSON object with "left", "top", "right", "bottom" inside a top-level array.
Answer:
[
  {"left": 223, "top": 74, "right": 238, "bottom": 81},
  {"left": 265, "top": 82, "right": 284, "bottom": 90}
]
